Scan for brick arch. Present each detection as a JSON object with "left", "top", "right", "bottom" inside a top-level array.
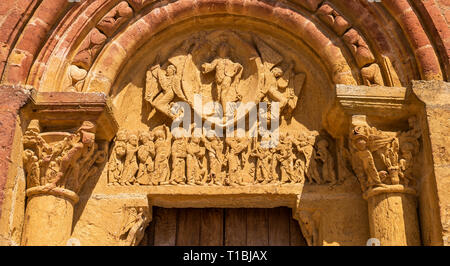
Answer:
[{"left": 0, "top": 0, "right": 448, "bottom": 91}]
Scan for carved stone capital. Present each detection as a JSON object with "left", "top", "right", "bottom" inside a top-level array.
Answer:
[
  {"left": 347, "top": 115, "right": 421, "bottom": 196},
  {"left": 362, "top": 184, "right": 417, "bottom": 200},
  {"left": 22, "top": 119, "right": 106, "bottom": 196},
  {"left": 21, "top": 92, "right": 118, "bottom": 197}
]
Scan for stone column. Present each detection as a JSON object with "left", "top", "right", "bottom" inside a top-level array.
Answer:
[
  {"left": 363, "top": 185, "right": 420, "bottom": 245},
  {"left": 22, "top": 187, "right": 79, "bottom": 245},
  {"left": 20, "top": 120, "right": 107, "bottom": 245},
  {"left": 348, "top": 115, "right": 422, "bottom": 246}
]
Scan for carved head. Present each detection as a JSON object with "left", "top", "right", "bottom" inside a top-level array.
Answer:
[
  {"left": 166, "top": 65, "right": 176, "bottom": 76},
  {"left": 139, "top": 131, "right": 152, "bottom": 144},
  {"left": 271, "top": 67, "right": 284, "bottom": 78},
  {"left": 153, "top": 129, "right": 165, "bottom": 141},
  {"left": 128, "top": 134, "right": 138, "bottom": 146},
  {"left": 115, "top": 143, "right": 126, "bottom": 157},
  {"left": 354, "top": 136, "right": 368, "bottom": 151},
  {"left": 116, "top": 130, "right": 127, "bottom": 142}
]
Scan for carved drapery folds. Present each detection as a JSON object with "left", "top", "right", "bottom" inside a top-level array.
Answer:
[
  {"left": 108, "top": 128, "right": 342, "bottom": 187},
  {"left": 22, "top": 120, "right": 106, "bottom": 199}
]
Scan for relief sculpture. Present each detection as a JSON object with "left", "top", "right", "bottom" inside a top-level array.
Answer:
[
  {"left": 348, "top": 115, "right": 422, "bottom": 192},
  {"left": 145, "top": 31, "right": 306, "bottom": 126},
  {"left": 22, "top": 120, "right": 105, "bottom": 193},
  {"left": 107, "top": 129, "right": 339, "bottom": 187}
]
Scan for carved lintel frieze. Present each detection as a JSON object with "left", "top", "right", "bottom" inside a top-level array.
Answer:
[{"left": 107, "top": 127, "right": 344, "bottom": 187}]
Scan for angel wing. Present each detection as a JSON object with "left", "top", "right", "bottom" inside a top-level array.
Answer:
[
  {"left": 287, "top": 72, "right": 306, "bottom": 110},
  {"left": 253, "top": 36, "right": 283, "bottom": 69},
  {"left": 169, "top": 39, "right": 200, "bottom": 104},
  {"left": 145, "top": 65, "right": 161, "bottom": 104}
]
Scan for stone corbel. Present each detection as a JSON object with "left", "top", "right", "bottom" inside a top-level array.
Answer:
[
  {"left": 292, "top": 198, "right": 322, "bottom": 246},
  {"left": 20, "top": 92, "right": 118, "bottom": 246},
  {"left": 117, "top": 205, "right": 152, "bottom": 246}
]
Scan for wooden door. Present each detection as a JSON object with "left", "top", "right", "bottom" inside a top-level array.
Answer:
[{"left": 139, "top": 207, "right": 307, "bottom": 246}]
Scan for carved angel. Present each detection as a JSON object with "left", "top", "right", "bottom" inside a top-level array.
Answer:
[
  {"left": 145, "top": 40, "right": 196, "bottom": 120},
  {"left": 254, "top": 37, "right": 306, "bottom": 122}
]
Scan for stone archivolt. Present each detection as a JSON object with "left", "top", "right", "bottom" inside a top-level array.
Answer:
[{"left": 16, "top": 0, "right": 445, "bottom": 95}]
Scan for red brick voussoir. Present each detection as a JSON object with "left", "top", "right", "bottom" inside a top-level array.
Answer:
[{"left": 0, "top": 85, "right": 31, "bottom": 220}]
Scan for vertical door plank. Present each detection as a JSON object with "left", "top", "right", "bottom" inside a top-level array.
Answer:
[
  {"left": 177, "top": 208, "right": 202, "bottom": 246},
  {"left": 246, "top": 208, "right": 269, "bottom": 246},
  {"left": 146, "top": 216, "right": 156, "bottom": 246},
  {"left": 289, "top": 210, "right": 308, "bottom": 246},
  {"left": 153, "top": 208, "right": 177, "bottom": 246},
  {"left": 200, "top": 208, "right": 224, "bottom": 246},
  {"left": 268, "top": 208, "right": 290, "bottom": 246},
  {"left": 224, "top": 208, "right": 247, "bottom": 246},
  {"left": 138, "top": 218, "right": 155, "bottom": 246}
]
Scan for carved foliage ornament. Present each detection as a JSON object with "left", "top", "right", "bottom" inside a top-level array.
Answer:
[
  {"left": 22, "top": 120, "right": 106, "bottom": 194},
  {"left": 347, "top": 115, "right": 421, "bottom": 193}
]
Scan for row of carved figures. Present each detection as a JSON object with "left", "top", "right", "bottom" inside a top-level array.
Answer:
[{"left": 108, "top": 126, "right": 339, "bottom": 186}]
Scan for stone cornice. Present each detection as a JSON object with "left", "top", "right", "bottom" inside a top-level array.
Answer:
[{"left": 25, "top": 91, "right": 118, "bottom": 141}]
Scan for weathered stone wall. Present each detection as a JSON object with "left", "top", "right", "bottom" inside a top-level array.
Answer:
[{"left": 0, "top": 85, "right": 30, "bottom": 245}]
